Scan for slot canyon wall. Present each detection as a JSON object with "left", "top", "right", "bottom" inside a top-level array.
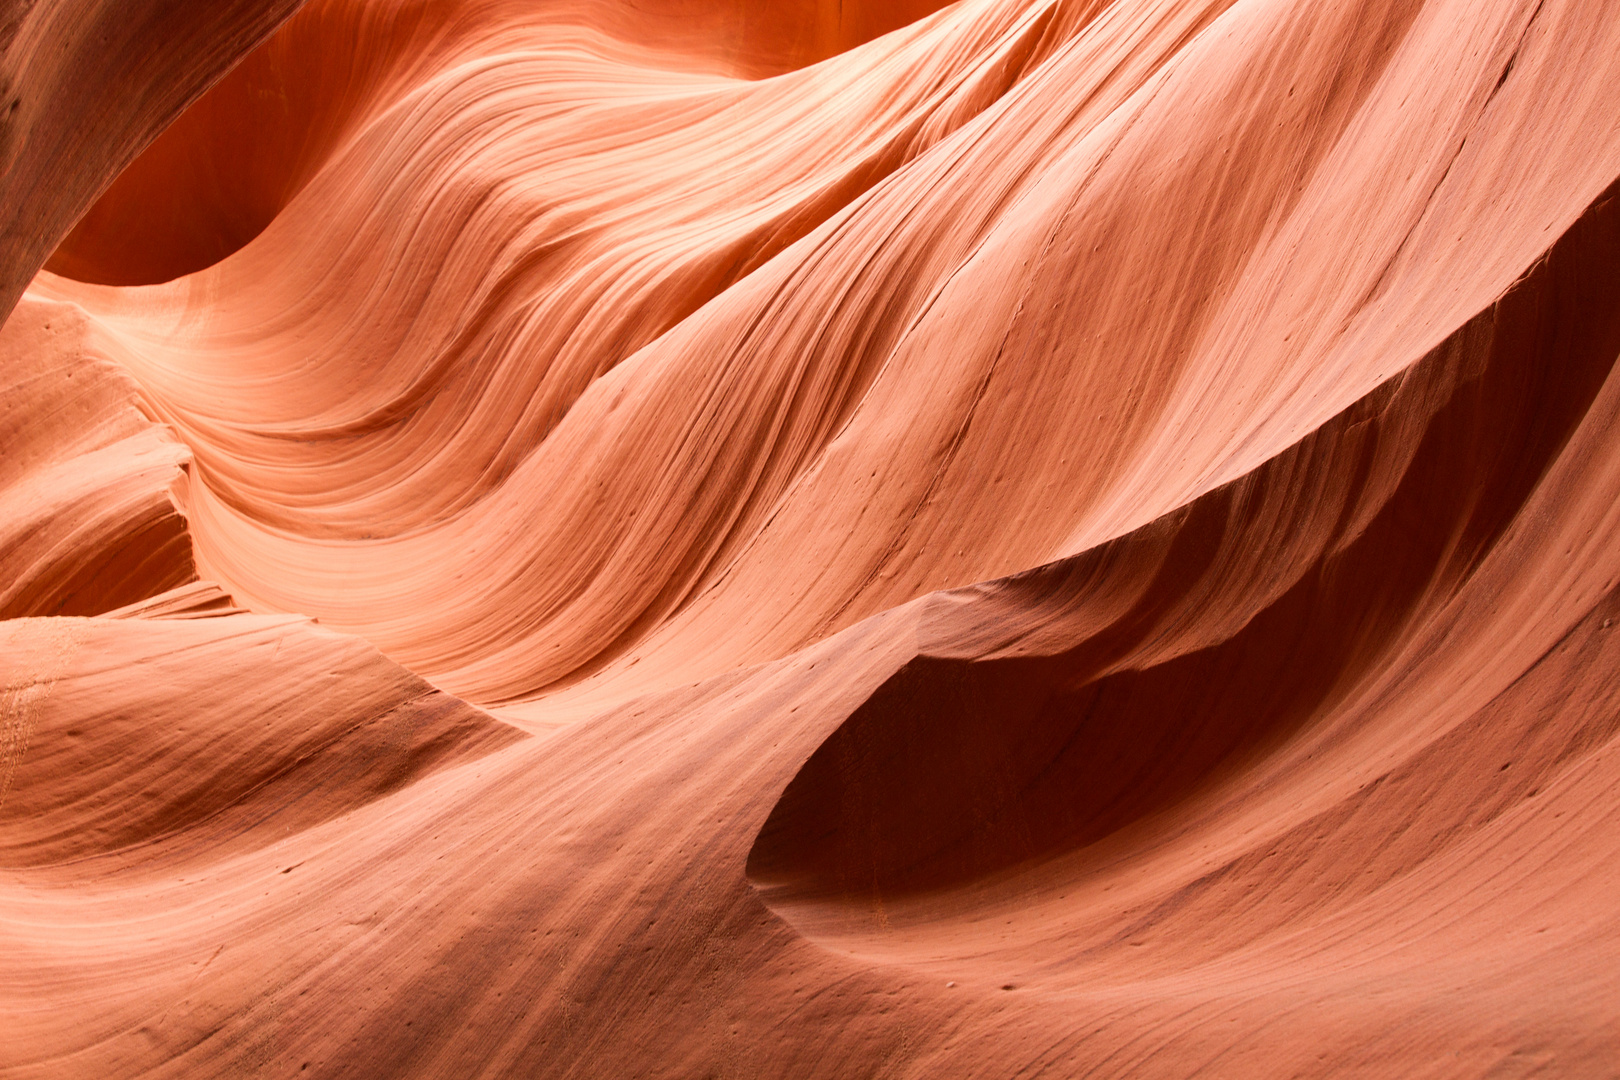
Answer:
[{"left": 4, "top": 0, "right": 1620, "bottom": 1075}]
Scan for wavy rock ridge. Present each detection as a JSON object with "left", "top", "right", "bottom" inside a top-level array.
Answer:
[{"left": 4, "top": 0, "right": 1620, "bottom": 1075}]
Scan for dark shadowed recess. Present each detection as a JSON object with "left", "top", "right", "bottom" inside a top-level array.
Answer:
[
  {"left": 748, "top": 176, "right": 1620, "bottom": 914},
  {"left": 0, "top": 0, "right": 307, "bottom": 317},
  {"left": 42, "top": 0, "right": 959, "bottom": 287},
  {"left": 40, "top": 0, "right": 446, "bottom": 287}
]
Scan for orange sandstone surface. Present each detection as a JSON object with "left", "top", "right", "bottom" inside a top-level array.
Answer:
[{"left": 4, "top": 0, "right": 1620, "bottom": 1075}]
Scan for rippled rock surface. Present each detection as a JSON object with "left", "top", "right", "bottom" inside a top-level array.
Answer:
[{"left": 5, "top": 0, "right": 1620, "bottom": 1075}]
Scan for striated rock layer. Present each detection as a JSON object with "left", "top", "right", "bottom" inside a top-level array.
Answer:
[{"left": 4, "top": 0, "right": 1620, "bottom": 1075}]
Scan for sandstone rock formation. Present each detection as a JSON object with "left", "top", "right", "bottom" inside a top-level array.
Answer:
[{"left": 4, "top": 0, "right": 1620, "bottom": 1075}]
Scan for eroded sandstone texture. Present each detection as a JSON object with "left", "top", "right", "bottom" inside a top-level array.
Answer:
[{"left": 4, "top": 0, "right": 1620, "bottom": 1075}]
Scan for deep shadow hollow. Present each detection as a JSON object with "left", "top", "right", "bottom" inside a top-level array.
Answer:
[{"left": 747, "top": 177, "right": 1620, "bottom": 913}]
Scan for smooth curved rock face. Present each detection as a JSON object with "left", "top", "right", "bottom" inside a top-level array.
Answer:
[{"left": 5, "top": 0, "right": 1620, "bottom": 1076}]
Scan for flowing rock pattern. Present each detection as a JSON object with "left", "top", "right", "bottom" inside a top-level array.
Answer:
[{"left": 4, "top": 0, "right": 1620, "bottom": 1075}]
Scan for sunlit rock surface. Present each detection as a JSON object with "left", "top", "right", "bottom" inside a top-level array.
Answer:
[{"left": 4, "top": 0, "right": 1620, "bottom": 1075}]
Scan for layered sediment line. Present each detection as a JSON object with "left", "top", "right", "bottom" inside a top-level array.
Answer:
[{"left": 4, "top": 0, "right": 1620, "bottom": 1076}]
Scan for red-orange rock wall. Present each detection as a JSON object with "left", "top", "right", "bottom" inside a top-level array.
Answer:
[{"left": 4, "top": 0, "right": 1620, "bottom": 1076}]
